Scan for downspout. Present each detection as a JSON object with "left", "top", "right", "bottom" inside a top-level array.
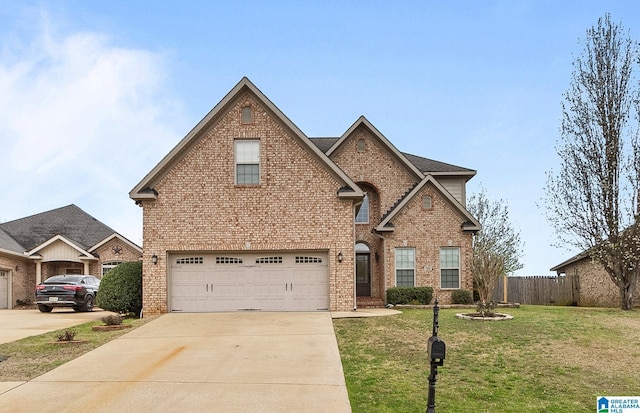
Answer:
[
  {"left": 372, "top": 231, "right": 387, "bottom": 305},
  {"left": 353, "top": 201, "right": 359, "bottom": 311}
]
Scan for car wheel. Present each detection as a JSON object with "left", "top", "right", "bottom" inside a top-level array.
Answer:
[
  {"left": 38, "top": 304, "right": 53, "bottom": 313},
  {"left": 82, "top": 295, "right": 94, "bottom": 312}
]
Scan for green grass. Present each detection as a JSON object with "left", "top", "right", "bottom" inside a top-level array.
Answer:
[
  {"left": 0, "top": 316, "right": 154, "bottom": 381},
  {"left": 333, "top": 306, "right": 640, "bottom": 413}
]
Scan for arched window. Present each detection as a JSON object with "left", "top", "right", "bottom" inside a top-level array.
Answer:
[
  {"left": 241, "top": 106, "right": 252, "bottom": 123},
  {"left": 102, "top": 261, "right": 124, "bottom": 276}
]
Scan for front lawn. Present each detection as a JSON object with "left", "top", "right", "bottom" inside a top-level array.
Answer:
[{"left": 333, "top": 306, "right": 640, "bottom": 412}]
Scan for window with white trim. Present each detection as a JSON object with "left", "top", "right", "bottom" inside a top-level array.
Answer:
[
  {"left": 355, "top": 194, "right": 369, "bottom": 224},
  {"left": 395, "top": 248, "right": 415, "bottom": 287},
  {"left": 440, "top": 247, "right": 460, "bottom": 289},
  {"left": 102, "top": 261, "right": 124, "bottom": 276},
  {"left": 235, "top": 140, "right": 260, "bottom": 185}
]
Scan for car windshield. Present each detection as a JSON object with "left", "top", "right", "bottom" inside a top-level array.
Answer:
[{"left": 43, "top": 276, "right": 84, "bottom": 284}]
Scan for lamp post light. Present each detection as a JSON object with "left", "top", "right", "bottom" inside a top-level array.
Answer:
[{"left": 426, "top": 299, "right": 445, "bottom": 413}]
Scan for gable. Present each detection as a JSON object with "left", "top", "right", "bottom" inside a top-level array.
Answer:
[
  {"left": 130, "top": 77, "right": 362, "bottom": 203},
  {"left": 328, "top": 123, "right": 420, "bottom": 214},
  {"left": 27, "top": 236, "right": 95, "bottom": 262},
  {"left": 377, "top": 175, "right": 480, "bottom": 233}
]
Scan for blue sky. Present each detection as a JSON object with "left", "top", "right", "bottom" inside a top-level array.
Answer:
[{"left": 1, "top": 1, "right": 639, "bottom": 275}]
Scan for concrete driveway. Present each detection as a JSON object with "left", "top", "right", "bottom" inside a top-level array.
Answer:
[
  {"left": 0, "top": 312, "right": 352, "bottom": 413},
  {"left": 0, "top": 309, "right": 113, "bottom": 345}
]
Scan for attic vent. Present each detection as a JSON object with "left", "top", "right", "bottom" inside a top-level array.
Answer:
[
  {"left": 241, "top": 106, "right": 252, "bottom": 123},
  {"left": 357, "top": 139, "right": 366, "bottom": 152},
  {"left": 295, "top": 256, "right": 323, "bottom": 264},
  {"left": 423, "top": 195, "right": 433, "bottom": 209},
  {"left": 216, "top": 257, "right": 243, "bottom": 264},
  {"left": 176, "top": 257, "right": 204, "bottom": 265},
  {"left": 256, "top": 256, "right": 283, "bottom": 264}
]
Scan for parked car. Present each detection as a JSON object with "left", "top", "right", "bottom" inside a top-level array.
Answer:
[{"left": 35, "top": 275, "right": 101, "bottom": 312}]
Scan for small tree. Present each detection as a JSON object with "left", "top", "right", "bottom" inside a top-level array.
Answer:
[
  {"left": 468, "top": 188, "right": 524, "bottom": 304},
  {"left": 97, "top": 261, "right": 142, "bottom": 315},
  {"left": 545, "top": 14, "right": 640, "bottom": 310}
]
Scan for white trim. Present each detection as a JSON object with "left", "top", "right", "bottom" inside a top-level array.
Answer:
[
  {"left": 26, "top": 235, "right": 96, "bottom": 259},
  {"left": 89, "top": 233, "right": 142, "bottom": 253}
]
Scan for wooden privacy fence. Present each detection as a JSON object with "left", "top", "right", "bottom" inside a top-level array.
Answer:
[{"left": 491, "top": 274, "right": 579, "bottom": 306}]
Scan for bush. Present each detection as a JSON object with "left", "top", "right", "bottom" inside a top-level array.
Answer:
[
  {"left": 56, "top": 330, "right": 76, "bottom": 342},
  {"left": 451, "top": 289, "right": 473, "bottom": 304},
  {"left": 97, "top": 261, "right": 142, "bottom": 316},
  {"left": 386, "top": 287, "right": 433, "bottom": 305},
  {"left": 101, "top": 315, "right": 123, "bottom": 325}
]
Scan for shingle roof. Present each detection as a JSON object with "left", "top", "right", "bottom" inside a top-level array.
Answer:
[
  {"left": 0, "top": 227, "right": 24, "bottom": 253},
  {"left": 401, "top": 152, "right": 475, "bottom": 175},
  {"left": 309, "top": 138, "right": 474, "bottom": 175},
  {"left": 0, "top": 205, "right": 116, "bottom": 251}
]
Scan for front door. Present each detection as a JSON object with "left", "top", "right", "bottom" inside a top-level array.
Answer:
[{"left": 356, "top": 253, "right": 371, "bottom": 296}]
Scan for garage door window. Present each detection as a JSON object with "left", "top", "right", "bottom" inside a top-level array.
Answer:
[
  {"left": 216, "top": 257, "right": 243, "bottom": 264},
  {"left": 176, "top": 257, "right": 204, "bottom": 264},
  {"left": 256, "top": 256, "right": 283, "bottom": 264},
  {"left": 295, "top": 256, "right": 323, "bottom": 263}
]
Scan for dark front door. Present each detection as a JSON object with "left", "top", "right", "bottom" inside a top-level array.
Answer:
[{"left": 356, "top": 253, "right": 371, "bottom": 296}]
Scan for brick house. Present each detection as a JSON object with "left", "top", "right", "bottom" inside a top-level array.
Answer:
[
  {"left": 551, "top": 252, "right": 640, "bottom": 307},
  {"left": 0, "top": 205, "right": 142, "bottom": 309},
  {"left": 130, "top": 77, "right": 480, "bottom": 314}
]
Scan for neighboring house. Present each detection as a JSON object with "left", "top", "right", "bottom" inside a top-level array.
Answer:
[
  {"left": 0, "top": 205, "right": 142, "bottom": 309},
  {"left": 551, "top": 252, "right": 640, "bottom": 307},
  {"left": 130, "top": 77, "right": 480, "bottom": 314}
]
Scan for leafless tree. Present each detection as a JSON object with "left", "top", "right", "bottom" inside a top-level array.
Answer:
[
  {"left": 545, "top": 14, "right": 640, "bottom": 310},
  {"left": 468, "top": 188, "right": 523, "bottom": 304}
]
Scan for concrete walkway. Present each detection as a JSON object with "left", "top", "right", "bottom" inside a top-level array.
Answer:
[{"left": 0, "top": 312, "right": 352, "bottom": 413}]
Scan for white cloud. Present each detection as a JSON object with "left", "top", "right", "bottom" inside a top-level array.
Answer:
[{"left": 0, "top": 12, "right": 186, "bottom": 245}]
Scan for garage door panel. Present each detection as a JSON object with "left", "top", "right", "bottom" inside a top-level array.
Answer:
[{"left": 170, "top": 252, "right": 328, "bottom": 312}]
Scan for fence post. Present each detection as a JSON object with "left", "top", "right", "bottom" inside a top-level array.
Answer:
[{"left": 503, "top": 275, "right": 508, "bottom": 303}]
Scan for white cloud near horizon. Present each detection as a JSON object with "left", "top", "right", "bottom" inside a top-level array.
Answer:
[{"left": 0, "top": 13, "right": 186, "bottom": 245}]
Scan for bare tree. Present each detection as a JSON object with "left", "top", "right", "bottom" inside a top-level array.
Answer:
[
  {"left": 545, "top": 14, "right": 640, "bottom": 310},
  {"left": 468, "top": 188, "right": 523, "bottom": 304}
]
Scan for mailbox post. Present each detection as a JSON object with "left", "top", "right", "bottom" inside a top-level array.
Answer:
[{"left": 426, "top": 299, "right": 445, "bottom": 413}]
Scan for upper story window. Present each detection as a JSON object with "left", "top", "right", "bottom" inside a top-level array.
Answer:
[
  {"left": 355, "top": 194, "right": 369, "bottom": 223},
  {"left": 423, "top": 195, "right": 433, "bottom": 209},
  {"left": 241, "top": 106, "right": 252, "bottom": 123},
  {"left": 235, "top": 140, "right": 260, "bottom": 185},
  {"left": 357, "top": 139, "right": 366, "bottom": 152}
]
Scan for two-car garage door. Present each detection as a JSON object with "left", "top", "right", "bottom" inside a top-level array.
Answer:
[{"left": 170, "top": 252, "right": 329, "bottom": 312}]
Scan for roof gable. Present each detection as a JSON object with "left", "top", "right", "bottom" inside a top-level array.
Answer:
[
  {"left": 327, "top": 116, "right": 424, "bottom": 179},
  {"left": 376, "top": 174, "right": 481, "bottom": 232},
  {"left": 26, "top": 235, "right": 96, "bottom": 260},
  {"left": 0, "top": 205, "right": 116, "bottom": 251},
  {"left": 130, "top": 77, "right": 363, "bottom": 202}
]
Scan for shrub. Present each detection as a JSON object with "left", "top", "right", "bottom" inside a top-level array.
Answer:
[
  {"left": 451, "top": 289, "right": 473, "bottom": 304},
  {"left": 386, "top": 287, "right": 433, "bottom": 305},
  {"left": 56, "top": 330, "right": 76, "bottom": 342},
  {"left": 101, "top": 315, "right": 123, "bottom": 326},
  {"left": 97, "top": 261, "right": 142, "bottom": 316}
]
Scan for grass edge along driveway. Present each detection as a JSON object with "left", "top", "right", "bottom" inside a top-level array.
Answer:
[{"left": 333, "top": 306, "right": 640, "bottom": 413}]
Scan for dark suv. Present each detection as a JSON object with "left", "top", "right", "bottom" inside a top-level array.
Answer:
[{"left": 35, "top": 275, "right": 101, "bottom": 312}]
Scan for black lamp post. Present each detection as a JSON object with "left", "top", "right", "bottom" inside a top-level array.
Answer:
[{"left": 426, "top": 299, "right": 445, "bottom": 413}]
